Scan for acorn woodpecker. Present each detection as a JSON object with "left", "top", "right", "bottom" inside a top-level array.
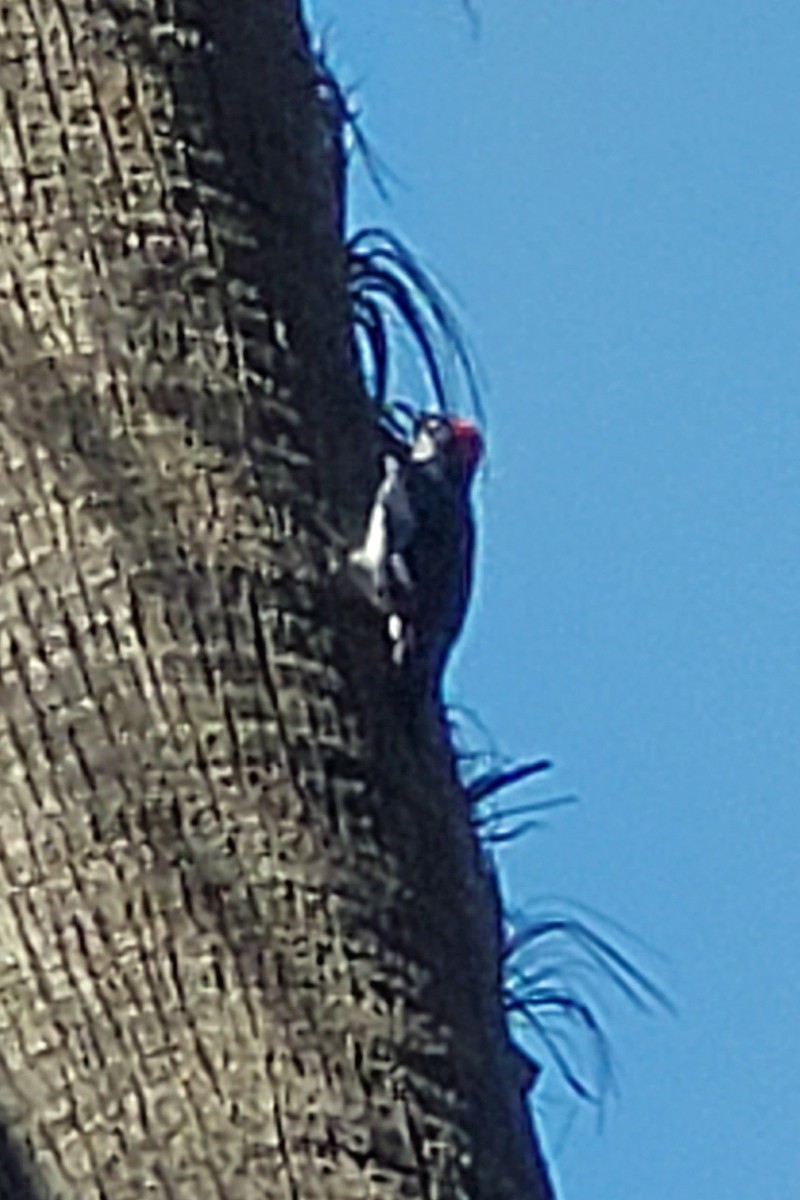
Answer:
[{"left": 349, "top": 413, "right": 483, "bottom": 694}]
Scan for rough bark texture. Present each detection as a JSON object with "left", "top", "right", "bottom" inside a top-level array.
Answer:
[{"left": 0, "top": 2, "right": 553, "bottom": 1197}]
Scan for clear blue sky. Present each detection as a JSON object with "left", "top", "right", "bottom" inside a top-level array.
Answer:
[{"left": 309, "top": 3, "right": 800, "bottom": 1195}]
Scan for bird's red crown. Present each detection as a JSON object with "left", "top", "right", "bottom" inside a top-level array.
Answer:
[{"left": 449, "top": 417, "right": 484, "bottom": 474}]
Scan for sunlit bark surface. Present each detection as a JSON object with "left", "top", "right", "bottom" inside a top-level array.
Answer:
[{"left": 0, "top": 2, "right": 553, "bottom": 1197}]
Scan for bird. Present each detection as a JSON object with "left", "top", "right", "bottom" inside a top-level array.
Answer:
[{"left": 349, "top": 412, "right": 483, "bottom": 695}]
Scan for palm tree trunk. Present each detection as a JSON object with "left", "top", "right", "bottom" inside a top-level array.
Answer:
[{"left": 0, "top": 1, "right": 553, "bottom": 1196}]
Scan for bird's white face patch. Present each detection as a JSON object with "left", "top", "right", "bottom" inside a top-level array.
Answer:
[{"left": 410, "top": 417, "right": 449, "bottom": 463}]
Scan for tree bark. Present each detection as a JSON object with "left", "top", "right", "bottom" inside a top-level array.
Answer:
[{"left": 0, "top": 2, "right": 554, "bottom": 1197}]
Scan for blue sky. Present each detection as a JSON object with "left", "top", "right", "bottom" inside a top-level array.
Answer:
[{"left": 308, "top": 3, "right": 800, "bottom": 1195}]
